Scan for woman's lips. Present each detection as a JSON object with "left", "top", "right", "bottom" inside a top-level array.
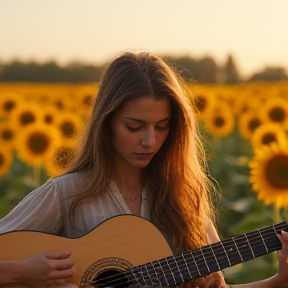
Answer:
[{"left": 134, "top": 153, "right": 155, "bottom": 160}]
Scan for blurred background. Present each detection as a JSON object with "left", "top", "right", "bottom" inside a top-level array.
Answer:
[{"left": 0, "top": 0, "right": 288, "bottom": 284}]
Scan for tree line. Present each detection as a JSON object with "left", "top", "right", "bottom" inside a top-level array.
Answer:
[{"left": 0, "top": 54, "right": 287, "bottom": 84}]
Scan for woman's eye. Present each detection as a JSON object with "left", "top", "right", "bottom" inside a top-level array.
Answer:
[
  {"left": 156, "top": 125, "right": 169, "bottom": 131},
  {"left": 127, "top": 126, "right": 142, "bottom": 132}
]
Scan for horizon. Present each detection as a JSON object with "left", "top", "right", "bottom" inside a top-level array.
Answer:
[{"left": 1, "top": 0, "right": 287, "bottom": 77}]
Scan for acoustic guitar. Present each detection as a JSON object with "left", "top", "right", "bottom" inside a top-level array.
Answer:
[{"left": 0, "top": 215, "right": 287, "bottom": 287}]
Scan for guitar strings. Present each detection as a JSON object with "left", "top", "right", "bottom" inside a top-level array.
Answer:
[
  {"left": 88, "top": 227, "right": 285, "bottom": 286},
  {"left": 86, "top": 226, "right": 286, "bottom": 287},
  {"left": 89, "top": 232, "right": 283, "bottom": 287}
]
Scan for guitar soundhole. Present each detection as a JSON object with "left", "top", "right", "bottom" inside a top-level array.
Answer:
[
  {"left": 81, "top": 257, "right": 132, "bottom": 288},
  {"left": 93, "top": 269, "right": 128, "bottom": 287}
]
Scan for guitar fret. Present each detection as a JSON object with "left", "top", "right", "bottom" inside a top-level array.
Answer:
[
  {"left": 244, "top": 233, "right": 255, "bottom": 258},
  {"left": 209, "top": 244, "right": 221, "bottom": 271},
  {"left": 192, "top": 249, "right": 210, "bottom": 275},
  {"left": 182, "top": 253, "right": 194, "bottom": 280},
  {"left": 200, "top": 245, "right": 220, "bottom": 273},
  {"left": 245, "top": 230, "right": 269, "bottom": 258},
  {"left": 200, "top": 247, "right": 210, "bottom": 273},
  {"left": 171, "top": 255, "right": 185, "bottom": 283},
  {"left": 165, "top": 258, "right": 177, "bottom": 286},
  {"left": 143, "top": 264, "right": 154, "bottom": 286},
  {"left": 139, "top": 266, "right": 149, "bottom": 286},
  {"left": 234, "top": 235, "right": 254, "bottom": 262},
  {"left": 222, "top": 238, "right": 243, "bottom": 266},
  {"left": 232, "top": 237, "right": 243, "bottom": 262},
  {"left": 219, "top": 240, "right": 232, "bottom": 267},
  {"left": 189, "top": 250, "right": 202, "bottom": 277},
  {"left": 258, "top": 229, "right": 269, "bottom": 253},
  {"left": 155, "top": 259, "right": 170, "bottom": 286},
  {"left": 130, "top": 266, "right": 144, "bottom": 287},
  {"left": 146, "top": 262, "right": 161, "bottom": 285}
]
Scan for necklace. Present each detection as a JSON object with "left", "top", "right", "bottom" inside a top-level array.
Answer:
[{"left": 120, "top": 193, "right": 141, "bottom": 201}]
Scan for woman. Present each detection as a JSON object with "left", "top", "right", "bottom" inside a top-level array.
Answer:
[{"left": 0, "top": 51, "right": 287, "bottom": 288}]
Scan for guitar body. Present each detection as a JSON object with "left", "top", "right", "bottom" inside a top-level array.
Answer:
[
  {"left": 1, "top": 215, "right": 287, "bottom": 288},
  {"left": 0, "top": 215, "right": 173, "bottom": 287}
]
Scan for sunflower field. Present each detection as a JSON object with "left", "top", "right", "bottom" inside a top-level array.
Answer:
[{"left": 0, "top": 81, "right": 288, "bottom": 284}]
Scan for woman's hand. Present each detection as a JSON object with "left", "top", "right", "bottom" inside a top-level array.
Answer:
[
  {"left": 19, "top": 251, "right": 77, "bottom": 287},
  {"left": 276, "top": 231, "right": 288, "bottom": 287},
  {"left": 186, "top": 272, "right": 227, "bottom": 288}
]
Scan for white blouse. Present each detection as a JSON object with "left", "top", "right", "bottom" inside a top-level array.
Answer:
[{"left": 0, "top": 172, "right": 149, "bottom": 238}]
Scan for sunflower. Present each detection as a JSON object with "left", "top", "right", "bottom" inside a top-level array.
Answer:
[
  {"left": 41, "top": 105, "right": 61, "bottom": 125},
  {"left": 0, "top": 145, "right": 12, "bottom": 176},
  {"left": 203, "top": 102, "right": 235, "bottom": 137},
  {"left": 251, "top": 122, "right": 287, "bottom": 150},
  {"left": 249, "top": 141, "right": 288, "bottom": 208},
  {"left": 260, "top": 97, "right": 288, "bottom": 128},
  {"left": 190, "top": 87, "right": 216, "bottom": 119},
  {"left": 16, "top": 122, "right": 62, "bottom": 166},
  {"left": 238, "top": 110, "right": 263, "bottom": 140},
  {"left": 10, "top": 103, "right": 42, "bottom": 128},
  {"left": 0, "top": 92, "right": 22, "bottom": 119},
  {"left": 76, "top": 85, "right": 97, "bottom": 114},
  {"left": 0, "top": 121, "right": 17, "bottom": 148},
  {"left": 45, "top": 142, "right": 76, "bottom": 177},
  {"left": 55, "top": 112, "right": 84, "bottom": 143}
]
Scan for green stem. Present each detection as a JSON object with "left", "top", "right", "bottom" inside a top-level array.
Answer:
[{"left": 33, "top": 165, "right": 41, "bottom": 187}]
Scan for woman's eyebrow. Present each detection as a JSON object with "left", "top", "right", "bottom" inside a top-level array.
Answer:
[{"left": 124, "top": 116, "right": 170, "bottom": 123}]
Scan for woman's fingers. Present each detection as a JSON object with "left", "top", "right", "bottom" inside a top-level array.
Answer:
[{"left": 277, "top": 231, "right": 288, "bottom": 258}]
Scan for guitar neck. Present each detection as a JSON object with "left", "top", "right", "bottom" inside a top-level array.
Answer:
[{"left": 128, "top": 221, "right": 287, "bottom": 287}]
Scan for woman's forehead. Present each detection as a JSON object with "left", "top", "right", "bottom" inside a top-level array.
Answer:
[{"left": 117, "top": 97, "right": 171, "bottom": 121}]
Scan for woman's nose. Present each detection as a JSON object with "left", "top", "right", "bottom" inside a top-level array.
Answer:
[{"left": 141, "top": 128, "right": 156, "bottom": 148}]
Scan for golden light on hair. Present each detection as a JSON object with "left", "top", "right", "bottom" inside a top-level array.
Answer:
[{"left": 249, "top": 141, "right": 288, "bottom": 208}]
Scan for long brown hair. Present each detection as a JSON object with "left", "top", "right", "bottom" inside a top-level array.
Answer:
[{"left": 65, "top": 51, "right": 215, "bottom": 250}]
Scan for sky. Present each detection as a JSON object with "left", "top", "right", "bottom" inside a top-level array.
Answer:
[{"left": 0, "top": 0, "right": 287, "bottom": 77}]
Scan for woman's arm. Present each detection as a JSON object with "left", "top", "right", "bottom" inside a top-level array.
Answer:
[{"left": 0, "top": 251, "right": 76, "bottom": 286}]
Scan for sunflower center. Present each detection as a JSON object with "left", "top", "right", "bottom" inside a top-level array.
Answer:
[
  {"left": 55, "top": 148, "right": 74, "bottom": 168},
  {"left": 20, "top": 112, "right": 36, "bottom": 125},
  {"left": 4, "top": 101, "right": 15, "bottom": 111},
  {"left": 269, "top": 107, "right": 285, "bottom": 122},
  {"left": 265, "top": 155, "right": 288, "bottom": 189},
  {"left": 83, "top": 95, "right": 94, "bottom": 106},
  {"left": 2, "top": 129, "right": 13, "bottom": 141},
  {"left": 249, "top": 118, "right": 261, "bottom": 132},
  {"left": 214, "top": 116, "right": 225, "bottom": 127},
  {"left": 60, "top": 122, "right": 75, "bottom": 138},
  {"left": 27, "top": 132, "right": 50, "bottom": 154},
  {"left": 262, "top": 133, "right": 276, "bottom": 145},
  {"left": 44, "top": 115, "right": 53, "bottom": 124}
]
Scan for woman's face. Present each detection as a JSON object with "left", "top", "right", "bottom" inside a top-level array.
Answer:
[{"left": 110, "top": 96, "right": 171, "bottom": 169}]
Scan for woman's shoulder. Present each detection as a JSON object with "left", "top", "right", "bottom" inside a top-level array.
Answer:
[{"left": 49, "top": 171, "right": 90, "bottom": 196}]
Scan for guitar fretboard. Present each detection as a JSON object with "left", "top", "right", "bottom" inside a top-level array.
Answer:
[{"left": 128, "top": 221, "right": 287, "bottom": 287}]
